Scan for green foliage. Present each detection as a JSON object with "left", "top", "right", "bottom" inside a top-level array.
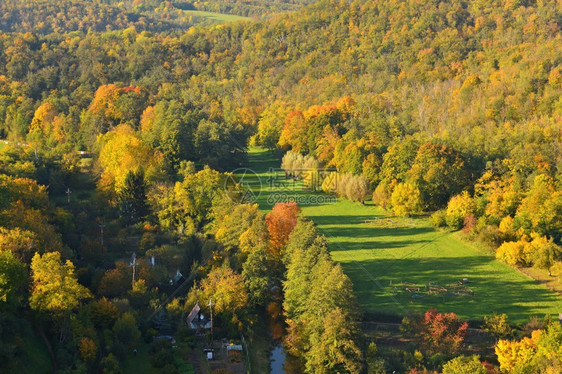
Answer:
[
  {"left": 187, "top": 265, "right": 248, "bottom": 323},
  {"left": 0, "top": 227, "right": 38, "bottom": 263},
  {"left": 430, "top": 209, "right": 447, "bottom": 228},
  {"left": 483, "top": 312, "right": 512, "bottom": 340},
  {"left": 89, "top": 297, "right": 120, "bottom": 328},
  {"left": 406, "top": 143, "right": 470, "bottom": 210},
  {"left": 112, "top": 312, "right": 141, "bottom": 349},
  {"left": 153, "top": 167, "right": 227, "bottom": 235},
  {"left": 101, "top": 353, "right": 122, "bottom": 374},
  {"left": 242, "top": 244, "right": 272, "bottom": 306},
  {"left": 118, "top": 170, "right": 149, "bottom": 225},
  {"left": 140, "top": 101, "right": 201, "bottom": 172},
  {"left": 283, "top": 217, "right": 364, "bottom": 372},
  {"left": 305, "top": 307, "right": 364, "bottom": 374},
  {"left": 0, "top": 250, "right": 27, "bottom": 310},
  {"left": 442, "top": 355, "right": 487, "bottom": 374}
]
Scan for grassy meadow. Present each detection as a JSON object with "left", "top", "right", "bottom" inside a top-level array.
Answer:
[
  {"left": 237, "top": 148, "right": 562, "bottom": 324},
  {"left": 181, "top": 10, "right": 251, "bottom": 24}
]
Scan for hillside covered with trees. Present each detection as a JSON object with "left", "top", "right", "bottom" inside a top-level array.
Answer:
[{"left": 0, "top": 0, "right": 561, "bottom": 372}]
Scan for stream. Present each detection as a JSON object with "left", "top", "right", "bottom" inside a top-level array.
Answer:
[{"left": 269, "top": 344, "right": 286, "bottom": 373}]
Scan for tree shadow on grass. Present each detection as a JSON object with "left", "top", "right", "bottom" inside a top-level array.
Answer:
[
  {"left": 317, "top": 224, "right": 434, "bottom": 239},
  {"left": 340, "top": 255, "right": 562, "bottom": 323},
  {"left": 308, "top": 214, "right": 387, "bottom": 226},
  {"left": 329, "top": 239, "right": 431, "bottom": 251}
]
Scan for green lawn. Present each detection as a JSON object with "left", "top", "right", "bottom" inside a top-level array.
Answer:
[
  {"left": 182, "top": 10, "right": 251, "bottom": 24},
  {"left": 123, "top": 344, "right": 152, "bottom": 374},
  {"left": 237, "top": 148, "right": 562, "bottom": 324}
]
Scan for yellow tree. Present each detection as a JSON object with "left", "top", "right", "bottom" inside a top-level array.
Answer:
[
  {"left": 445, "top": 191, "right": 475, "bottom": 229},
  {"left": 495, "top": 334, "right": 537, "bottom": 372},
  {"left": 254, "top": 101, "right": 289, "bottom": 150},
  {"left": 97, "top": 124, "right": 162, "bottom": 193},
  {"left": 27, "top": 102, "right": 58, "bottom": 145},
  {"left": 187, "top": 266, "right": 248, "bottom": 327},
  {"left": 30, "top": 252, "right": 91, "bottom": 317},
  {"left": 391, "top": 183, "right": 422, "bottom": 217}
]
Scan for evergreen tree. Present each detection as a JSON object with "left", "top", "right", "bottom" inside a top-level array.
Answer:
[{"left": 118, "top": 170, "right": 149, "bottom": 225}]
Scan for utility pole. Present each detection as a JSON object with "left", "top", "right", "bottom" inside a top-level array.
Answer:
[
  {"left": 130, "top": 252, "right": 137, "bottom": 290},
  {"left": 209, "top": 298, "right": 214, "bottom": 348},
  {"left": 65, "top": 187, "right": 72, "bottom": 204}
]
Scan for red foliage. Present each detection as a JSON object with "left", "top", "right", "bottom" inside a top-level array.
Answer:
[
  {"left": 462, "top": 213, "right": 477, "bottom": 236},
  {"left": 265, "top": 202, "right": 300, "bottom": 258},
  {"left": 418, "top": 308, "right": 468, "bottom": 355},
  {"left": 483, "top": 361, "right": 499, "bottom": 374}
]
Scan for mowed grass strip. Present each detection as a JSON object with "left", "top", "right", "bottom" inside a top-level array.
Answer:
[
  {"left": 182, "top": 10, "right": 251, "bottom": 23},
  {"left": 239, "top": 148, "right": 562, "bottom": 324}
]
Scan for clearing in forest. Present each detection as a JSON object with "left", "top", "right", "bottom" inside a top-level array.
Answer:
[{"left": 237, "top": 148, "right": 562, "bottom": 324}]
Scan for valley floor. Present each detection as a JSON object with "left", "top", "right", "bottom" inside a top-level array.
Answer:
[{"left": 241, "top": 148, "right": 562, "bottom": 324}]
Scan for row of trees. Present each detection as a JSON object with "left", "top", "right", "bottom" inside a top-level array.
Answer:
[{"left": 282, "top": 218, "right": 364, "bottom": 373}]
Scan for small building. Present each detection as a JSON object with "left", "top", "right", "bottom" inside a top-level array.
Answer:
[{"left": 186, "top": 301, "right": 212, "bottom": 330}]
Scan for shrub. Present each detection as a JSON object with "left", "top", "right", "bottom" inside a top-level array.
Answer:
[
  {"left": 445, "top": 191, "right": 475, "bottom": 229},
  {"left": 372, "top": 179, "right": 397, "bottom": 209},
  {"left": 496, "top": 239, "right": 532, "bottom": 266},
  {"left": 442, "top": 355, "right": 488, "bottom": 374},
  {"left": 430, "top": 210, "right": 447, "bottom": 228}
]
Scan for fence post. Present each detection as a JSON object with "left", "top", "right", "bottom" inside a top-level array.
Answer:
[{"left": 240, "top": 333, "right": 252, "bottom": 374}]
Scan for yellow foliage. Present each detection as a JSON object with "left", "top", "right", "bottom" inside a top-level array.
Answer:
[
  {"left": 496, "top": 238, "right": 532, "bottom": 266},
  {"left": 495, "top": 337, "right": 536, "bottom": 373},
  {"left": 78, "top": 337, "right": 97, "bottom": 362},
  {"left": 97, "top": 124, "right": 162, "bottom": 193},
  {"left": 391, "top": 183, "right": 422, "bottom": 217}
]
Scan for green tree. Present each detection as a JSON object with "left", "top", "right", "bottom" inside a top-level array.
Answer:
[
  {"left": 155, "top": 167, "right": 227, "bottom": 235},
  {"left": 101, "top": 353, "right": 122, "bottom": 374},
  {"left": 442, "top": 355, "right": 488, "bottom": 374},
  {"left": 305, "top": 308, "right": 364, "bottom": 374},
  {"left": 406, "top": 143, "right": 470, "bottom": 210},
  {"left": 113, "top": 312, "right": 141, "bottom": 349},
  {"left": 242, "top": 244, "right": 272, "bottom": 306},
  {"left": 187, "top": 265, "right": 248, "bottom": 323},
  {"left": 89, "top": 297, "right": 120, "bottom": 328},
  {"left": 0, "top": 250, "right": 26, "bottom": 310},
  {"left": 283, "top": 236, "right": 330, "bottom": 321},
  {"left": 118, "top": 169, "right": 149, "bottom": 224}
]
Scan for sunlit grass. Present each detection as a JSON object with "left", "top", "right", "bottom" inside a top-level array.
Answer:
[
  {"left": 182, "top": 10, "right": 251, "bottom": 24},
  {"left": 238, "top": 148, "right": 562, "bottom": 324}
]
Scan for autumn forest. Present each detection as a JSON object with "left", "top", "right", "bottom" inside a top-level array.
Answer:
[{"left": 0, "top": 0, "right": 561, "bottom": 373}]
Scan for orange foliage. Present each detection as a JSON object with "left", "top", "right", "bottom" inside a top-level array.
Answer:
[
  {"left": 278, "top": 110, "right": 306, "bottom": 152},
  {"left": 265, "top": 202, "right": 301, "bottom": 258}
]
